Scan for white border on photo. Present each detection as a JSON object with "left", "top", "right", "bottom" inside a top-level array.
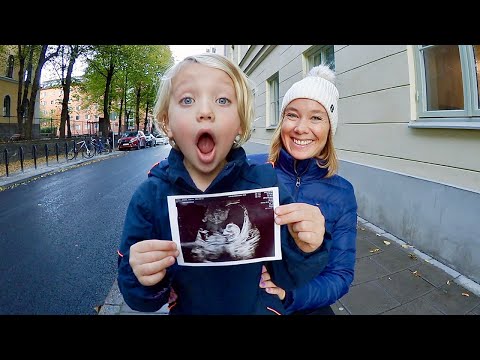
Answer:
[{"left": 167, "top": 187, "right": 281, "bottom": 266}]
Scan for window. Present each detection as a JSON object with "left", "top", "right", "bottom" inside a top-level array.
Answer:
[
  {"left": 411, "top": 45, "right": 480, "bottom": 129},
  {"left": 6, "top": 55, "right": 14, "bottom": 78},
  {"left": 3, "top": 96, "right": 11, "bottom": 117},
  {"left": 304, "top": 45, "right": 335, "bottom": 74},
  {"left": 267, "top": 73, "right": 280, "bottom": 128}
]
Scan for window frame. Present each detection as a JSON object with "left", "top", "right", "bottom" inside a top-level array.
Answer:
[
  {"left": 266, "top": 72, "right": 280, "bottom": 129},
  {"left": 410, "top": 45, "right": 480, "bottom": 130},
  {"left": 302, "top": 45, "right": 335, "bottom": 75}
]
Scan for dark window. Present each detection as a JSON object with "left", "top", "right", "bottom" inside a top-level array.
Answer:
[
  {"left": 6, "top": 55, "right": 14, "bottom": 78},
  {"left": 3, "top": 95, "right": 11, "bottom": 117}
]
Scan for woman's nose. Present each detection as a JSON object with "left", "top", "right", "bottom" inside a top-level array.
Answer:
[{"left": 294, "top": 118, "right": 308, "bottom": 133}]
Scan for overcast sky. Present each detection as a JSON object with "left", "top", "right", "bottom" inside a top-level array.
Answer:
[{"left": 169, "top": 45, "right": 210, "bottom": 63}]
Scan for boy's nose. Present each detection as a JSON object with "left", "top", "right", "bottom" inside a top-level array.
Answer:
[{"left": 197, "top": 101, "right": 215, "bottom": 121}]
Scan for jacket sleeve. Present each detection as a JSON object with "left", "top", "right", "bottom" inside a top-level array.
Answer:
[
  {"left": 284, "top": 192, "right": 358, "bottom": 313},
  {"left": 266, "top": 181, "right": 331, "bottom": 291},
  {"left": 117, "top": 183, "right": 171, "bottom": 312}
]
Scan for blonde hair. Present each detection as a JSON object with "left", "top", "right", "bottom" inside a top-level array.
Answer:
[
  {"left": 152, "top": 53, "right": 254, "bottom": 149},
  {"left": 267, "top": 112, "right": 338, "bottom": 177}
]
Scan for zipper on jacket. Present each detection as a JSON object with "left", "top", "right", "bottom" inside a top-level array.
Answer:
[{"left": 293, "top": 159, "right": 311, "bottom": 199}]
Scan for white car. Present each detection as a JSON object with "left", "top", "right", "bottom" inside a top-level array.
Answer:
[
  {"left": 144, "top": 132, "right": 156, "bottom": 147},
  {"left": 155, "top": 134, "right": 169, "bottom": 145}
]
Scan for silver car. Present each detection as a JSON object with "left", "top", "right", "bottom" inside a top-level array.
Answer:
[{"left": 155, "top": 134, "right": 169, "bottom": 145}]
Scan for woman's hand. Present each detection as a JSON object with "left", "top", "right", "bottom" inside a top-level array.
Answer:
[
  {"left": 259, "top": 265, "right": 286, "bottom": 300},
  {"left": 129, "top": 240, "right": 179, "bottom": 286},
  {"left": 275, "top": 203, "right": 325, "bottom": 253}
]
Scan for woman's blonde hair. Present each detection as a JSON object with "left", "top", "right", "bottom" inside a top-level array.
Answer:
[
  {"left": 152, "top": 53, "right": 255, "bottom": 149},
  {"left": 267, "top": 110, "right": 338, "bottom": 177}
]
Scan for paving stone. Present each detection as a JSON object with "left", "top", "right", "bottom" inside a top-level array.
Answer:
[
  {"left": 466, "top": 304, "right": 480, "bottom": 315},
  {"left": 98, "top": 304, "right": 121, "bottom": 315},
  {"left": 382, "top": 297, "right": 445, "bottom": 315},
  {"left": 409, "top": 261, "right": 456, "bottom": 288},
  {"left": 340, "top": 281, "right": 400, "bottom": 315},
  {"left": 352, "top": 256, "right": 390, "bottom": 285},
  {"left": 331, "top": 300, "right": 350, "bottom": 315},
  {"left": 356, "top": 237, "right": 384, "bottom": 259},
  {"left": 377, "top": 269, "right": 435, "bottom": 303},
  {"left": 424, "top": 282, "right": 480, "bottom": 315},
  {"left": 371, "top": 247, "right": 420, "bottom": 273}
]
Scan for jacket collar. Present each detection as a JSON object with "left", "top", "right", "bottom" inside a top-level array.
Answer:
[
  {"left": 165, "top": 147, "right": 247, "bottom": 193},
  {"left": 276, "top": 147, "right": 328, "bottom": 179}
]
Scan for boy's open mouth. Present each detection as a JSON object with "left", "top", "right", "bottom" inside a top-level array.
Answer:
[{"left": 196, "top": 130, "right": 216, "bottom": 163}]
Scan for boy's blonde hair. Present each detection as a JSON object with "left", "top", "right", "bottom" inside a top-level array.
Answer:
[{"left": 153, "top": 53, "right": 254, "bottom": 149}]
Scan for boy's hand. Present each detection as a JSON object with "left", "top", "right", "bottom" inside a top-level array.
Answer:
[
  {"left": 275, "top": 203, "right": 325, "bottom": 253},
  {"left": 259, "top": 265, "right": 286, "bottom": 300},
  {"left": 129, "top": 240, "right": 179, "bottom": 286}
]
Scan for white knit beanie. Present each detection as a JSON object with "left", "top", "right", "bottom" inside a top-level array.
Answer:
[{"left": 280, "top": 64, "right": 339, "bottom": 136}]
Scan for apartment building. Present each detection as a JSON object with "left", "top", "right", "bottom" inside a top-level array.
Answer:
[
  {"left": 40, "top": 79, "right": 121, "bottom": 137},
  {"left": 227, "top": 45, "right": 480, "bottom": 284}
]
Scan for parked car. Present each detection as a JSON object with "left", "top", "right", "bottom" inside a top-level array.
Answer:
[
  {"left": 9, "top": 134, "right": 25, "bottom": 141},
  {"left": 144, "top": 131, "right": 156, "bottom": 147},
  {"left": 155, "top": 134, "right": 169, "bottom": 145},
  {"left": 117, "top": 130, "right": 147, "bottom": 150}
]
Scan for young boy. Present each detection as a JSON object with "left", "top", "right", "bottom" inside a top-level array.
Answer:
[{"left": 117, "top": 53, "right": 330, "bottom": 315}]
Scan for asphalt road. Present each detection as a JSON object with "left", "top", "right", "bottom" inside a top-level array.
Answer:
[
  {"left": 0, "top": 145, "right": 172, "bottom": 314},
  {"left": 0, "top": 142, "right": 268, "bottom": 315}
]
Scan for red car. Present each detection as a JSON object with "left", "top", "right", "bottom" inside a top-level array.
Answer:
[{"left": 117, "top": 130, "right": 147, "bottom": 150}]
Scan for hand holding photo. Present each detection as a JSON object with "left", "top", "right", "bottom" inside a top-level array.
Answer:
[{"left": 167, "top": 187, "right": 281, "bottom": 266}]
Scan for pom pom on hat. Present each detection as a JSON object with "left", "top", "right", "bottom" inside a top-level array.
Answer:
[{"left": 280, "top": 64, "right": 339, "bottom": 136}]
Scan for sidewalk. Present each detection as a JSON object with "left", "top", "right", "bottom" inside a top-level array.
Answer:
[
  {"left": 100, "top": 217, "right": 480, "bottom": 315},
  {"left": 0, "top": 149, "right": 124, "bottom": 191}
]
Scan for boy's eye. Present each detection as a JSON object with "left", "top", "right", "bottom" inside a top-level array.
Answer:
[
  {"left": 217, "top": 97, "right": 231, "bottom": 105},
  {"left": 180, "top": 97, "right": 194, "bottom": 105}
]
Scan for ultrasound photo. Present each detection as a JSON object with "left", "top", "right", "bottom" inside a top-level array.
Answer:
[{"left": 167, "top": 187, "right": 281, "bottom": 266}]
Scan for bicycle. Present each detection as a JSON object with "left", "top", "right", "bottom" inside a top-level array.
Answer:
[
  {"left": 92, "top": 137, "right": 110, "bottom": 155},
  {"left": 67, "top": 138, "right": 95, "bottom": 160}
]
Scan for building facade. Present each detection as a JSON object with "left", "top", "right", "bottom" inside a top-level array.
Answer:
[
  {"left": 227, "top": 45, "right": 480, "bottom": 284},
  {"left": 40, "top": 79, "right": 122, "bottom": 137},
  {"left": 0, "top": 46, "right": 40, "bottom": 139}
]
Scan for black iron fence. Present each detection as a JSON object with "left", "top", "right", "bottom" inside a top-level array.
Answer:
[{"left": 0, "top": 135, "right": 114, "bottom": 178}]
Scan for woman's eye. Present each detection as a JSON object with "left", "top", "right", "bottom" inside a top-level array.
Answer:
[
  {"left": 217, "top": 97, "right": 231, "bottom": 105},
  {"left": 180, "top": 97, "right": 194, "bottom": 105},
  {"left": 285, "top": 113, "right": 298, "bottom": 119}
]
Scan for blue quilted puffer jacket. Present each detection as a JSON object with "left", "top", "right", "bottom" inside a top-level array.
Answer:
[{"left": 248, "top": 147, "right": 357, "bottom": 313}]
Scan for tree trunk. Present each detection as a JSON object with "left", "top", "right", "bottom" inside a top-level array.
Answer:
[{"left": 60, "top": 46, "right": 78, "bottom": 139}]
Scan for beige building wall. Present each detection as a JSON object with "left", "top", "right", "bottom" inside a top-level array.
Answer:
[{"left": 229, "top": 45, "right": 480, "bottom": 193}]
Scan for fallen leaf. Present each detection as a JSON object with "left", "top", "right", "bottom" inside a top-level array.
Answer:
[
  {"left": 402, "top": 244, "right": 409, "bottom": 248},
  {"left": 462, "top": 293, "right": 470, "bottom": 297},
  {"left": 376, "top": 233, "right": 381, "bottom": 236},
  {"left": 94, "top": 305, "right": 103, "bottom": 313},
  {"left": 447, "top": 280, "right": 451, "bottom": 285},
  {"left": 369, "top": 248, "right": 381, "bottom": 253},
  {"left": 408, "top": 254, "right": 418, "bottom": 260},
  {"left": 383, "top": 240, "right": 391, "bottom": 245}
]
